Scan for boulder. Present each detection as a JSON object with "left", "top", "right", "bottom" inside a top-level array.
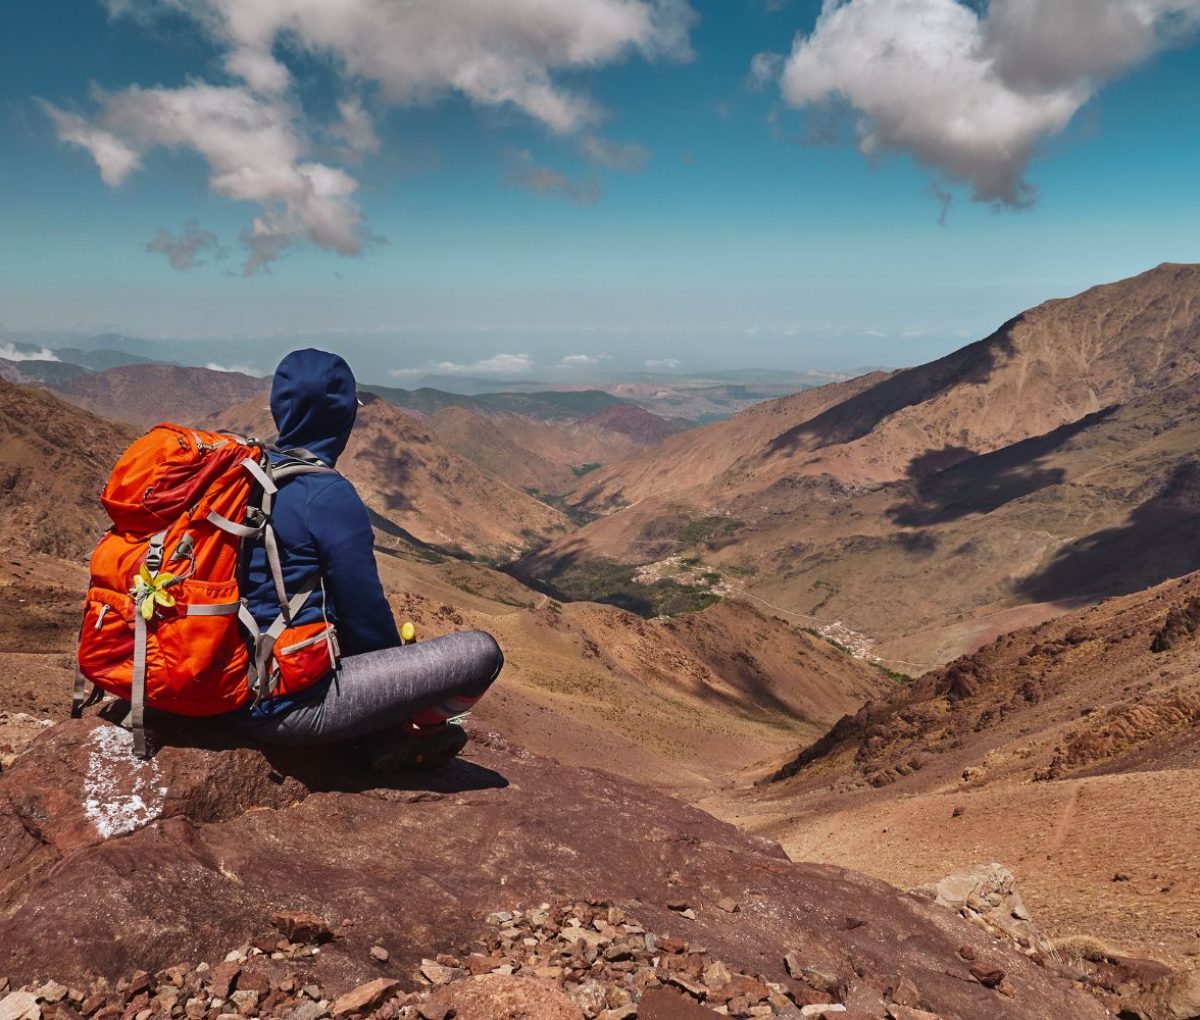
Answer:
[
  {"left": 329, "top": 977, "right": 399, "bottom": 1016},
  {"left": 0, "top": 718, "right": 1111, "bottom": 1020},
  {"left": 911, "top": 863, "right": 1049, "bottom": 953},
  {"left": 422, "top": 975, "right": 582, "bottom": 1020},
  {"left": 1135, "top": 967, "right": 1200, "bottom": 1020},
  {"left": 1164, "top": 969, "right": 1200, "bottom": 1018},
  {"left": 0, "top": 712, "right": 52, "bottom": 771},
  {"left": 0, "top": 992, "right": 39, "bottom": 1020}
]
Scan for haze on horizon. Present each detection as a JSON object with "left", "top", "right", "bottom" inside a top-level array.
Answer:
[{"left": 3, "top": 0, "right": 1199, "bottom": 378}]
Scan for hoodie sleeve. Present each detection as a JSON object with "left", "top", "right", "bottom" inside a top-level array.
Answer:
[{"left": 306, "top": 476, "right": 401, "bottom": 655}]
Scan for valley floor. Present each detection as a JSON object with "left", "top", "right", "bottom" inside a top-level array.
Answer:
[{"left": 713, "top": 765, "right": 1200, "bottom": 969}]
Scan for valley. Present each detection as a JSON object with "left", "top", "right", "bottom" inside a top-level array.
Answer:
[{"left": 522, "top": 263, "right": 1200, "bottom": 669}]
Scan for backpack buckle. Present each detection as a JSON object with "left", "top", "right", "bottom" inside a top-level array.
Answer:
[{"left": 144, "top": 533, "right": 166, "bottom": 574}]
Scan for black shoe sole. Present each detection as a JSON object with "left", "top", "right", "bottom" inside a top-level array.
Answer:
[{"left": 368, "top": 725, "right": 469, "bottom": 772}]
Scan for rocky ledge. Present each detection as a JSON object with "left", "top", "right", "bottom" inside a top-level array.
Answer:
[{"left": 0, "top": 717, "right": 1121, "bottom": 1018}]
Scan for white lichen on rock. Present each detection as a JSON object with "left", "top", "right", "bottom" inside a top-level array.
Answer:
[{"left": 82, "top": 724, "right": 167, "bottom": 839}]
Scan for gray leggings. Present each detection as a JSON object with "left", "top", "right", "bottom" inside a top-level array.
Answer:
[{"left": 233, "top": 630, "right": 503, "bottom": 745}]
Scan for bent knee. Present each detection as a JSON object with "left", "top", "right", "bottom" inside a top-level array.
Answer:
[{"left": 461, "top": 629, "right": 504, "bottom": 685}]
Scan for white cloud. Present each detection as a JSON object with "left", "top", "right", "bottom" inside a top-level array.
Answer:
[
  {"left": 122, "top": 0, "right": 697, "bottom": 134},
  {"left": 44, "top": 84, "right": 367, "bottom": 274},
  {"left": 51, "top": 0, "right": 696, "bottom": 271},
  {"left": 646, "top": 358, "right": 681, "bottom": 369},
  {"left": 39, "top": 103, "right": 141, "bottom": 187},
  {"left": 756, "top": 0, "right": 1200, "bottom": 206},
  {"left": 436, "top": 352, "right": 535, "bottom": 376},
  {"left": 430, "top": 353, "right": 537, "bottom": 375},
  {"left": 558, "top": 353, "right": 612, "bottom": 367},
  {"left": 146, "top": 220, "right": 223, "bottom": 270},
  {"left": 748, "top": 51, "right": 784, "bottom": 91},
  {"left": 329, "top": 98, "right": 379, "bottom": 162},
  {"left": 204, "top": 361, "right": 266, "bottom": 376},
  {"left": 984, "top": 0, "right": 1200, "bottom": 92},
  {"left": 0, "top": 344, "right": 61, "bottom": 363}
]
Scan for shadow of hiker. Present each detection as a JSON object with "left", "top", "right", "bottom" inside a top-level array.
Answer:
[
  {"left": 95, "top": 701, "right": 509, "bottom": 795},
  {"left": 340, "top": 754, "right": 509, "bottom": 795}
]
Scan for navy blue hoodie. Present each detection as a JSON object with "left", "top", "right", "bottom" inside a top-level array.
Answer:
[{"left": 242, "top": 349, "right": 400, "bottom": 716}]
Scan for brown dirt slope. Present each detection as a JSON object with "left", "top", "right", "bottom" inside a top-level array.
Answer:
[
  {"left": 427, "top": 406, "right": 646, "bottom": 495},
  {"left": 371, "top": 546, "right": 887, "bottom": 792},
  {"left": 0, "top": 379, "right": 131, "bottom": 560},
  {"left": 570, "top": 372, "right": 886, "bottom": 516},
  {"left": 0, "top": 716, "right": 1110, "bottom": 1020},
  {"left": 707, "top": 370, "right": 1200, "bottom": 666},
  {"left": 53, "top": 363, "right": 268, "bottom": 427},
  {"left": 581, "top": 404, "right": 686, "bottom": 445},
  {"left": 736, "top": 570, "right": 1200, "bottom": 966},
  {"left": 211, "top": 393, "right": 574, "bottom": 560}
]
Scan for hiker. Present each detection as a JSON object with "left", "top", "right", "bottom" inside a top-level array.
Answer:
[{"left": 228, "top": 348, "right": 503, "bottom": 767}]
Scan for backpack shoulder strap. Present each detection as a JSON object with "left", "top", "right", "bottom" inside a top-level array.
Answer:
[
  {"left": 272, "top": 460, "right": 339, "bottom": 483},
  {"left": 267, "top": 447, "right": 341, "bottom": 486},
  {"left": 245, "top": 451, "right": 339, "bottom": 643}
]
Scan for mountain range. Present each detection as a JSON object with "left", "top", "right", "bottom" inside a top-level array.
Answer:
[{"left": 522, "top": 263, "right": 1200, "bottom": 667}]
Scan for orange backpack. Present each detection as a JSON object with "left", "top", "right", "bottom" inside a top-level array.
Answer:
[{"left": 75, "top": 424, "right": 341, "bottom": 756}]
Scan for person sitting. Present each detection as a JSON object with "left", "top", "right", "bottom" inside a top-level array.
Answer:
[{"left": 231, "top": 348, "right": 503, "bottom": 768}]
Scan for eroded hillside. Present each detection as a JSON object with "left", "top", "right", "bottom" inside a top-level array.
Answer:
[{"left": 733, "top": 569, "right": 1200, "bottom": 967}]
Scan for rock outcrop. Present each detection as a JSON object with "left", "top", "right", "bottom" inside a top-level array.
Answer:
[
  {"left": 910, "top": 864, "right": 1048, "bottom": 956},
  {"left": 0, "top": 718, "right": 1111, "bottom": 1019}
]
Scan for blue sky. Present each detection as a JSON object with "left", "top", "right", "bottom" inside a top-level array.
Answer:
[{"left": 2, "top": 0, "right": 1199, "bottom": 378}]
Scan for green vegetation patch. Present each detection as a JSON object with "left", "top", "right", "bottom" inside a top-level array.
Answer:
[
  {"left": 677, "top": 515, "right": 744, "bottom": 549},
  {"left": 808, "top": 578, "right": 839, "bottom": 614},
  {"left": 541, "top": 556, "right": 722, "bottom": 618},
  {"left": 877, "top": 665, "right": 913, "bottom": 684}
]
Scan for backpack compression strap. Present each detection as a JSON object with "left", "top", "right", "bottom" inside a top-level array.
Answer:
[
  {"left": 130, "top": 530, "right": 167, "bottom": 758},
  {"left": 239, "top": 574, "right": 322, "bottom": 702}
]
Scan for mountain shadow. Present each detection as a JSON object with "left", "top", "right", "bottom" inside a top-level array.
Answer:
[
  {"left": 886, "top": 407, "right": 1118, "bottom": 527},
  {"left": 1017, "top": 459, "right": 1200, "bottom": 606}
]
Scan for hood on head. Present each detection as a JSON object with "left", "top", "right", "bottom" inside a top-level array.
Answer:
[{"left": 270, "top": 349, "right": 358, "bottom": 466}]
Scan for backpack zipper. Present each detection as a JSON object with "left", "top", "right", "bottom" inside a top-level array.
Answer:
[{"left": 277, "top": 626, "right": 334, "bottom": 656}]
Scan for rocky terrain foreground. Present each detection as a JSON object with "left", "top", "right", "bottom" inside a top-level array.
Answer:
[{"left": 0, "top": 716, "right": 1118, "bottom": 1020}]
